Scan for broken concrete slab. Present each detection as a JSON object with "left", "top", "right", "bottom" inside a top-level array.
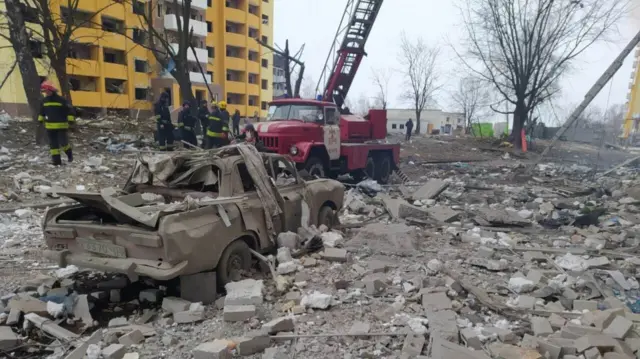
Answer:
[
  {"left": 411, "top": 179, "right": 449, "bottom": 200},
  {"left": 466, "top": 257, "right": 508, "bottom": 271},
  {"left": 431, "top": 336, "right": 491, "bottom": 359},
  {"left": 8, "top": 294, "right": 47, "bottom": 315},
  {"left": 402, "top": 333, "right": 426, "bottom": 356},
  {"left": 421, "top": 292, "right": 452, "bottom": 311},
  {"left": 235, "top": 333, "right": 271, "bottom": 356},
  {"left": 426, "top": 310, "right": 459, "bottom": 342},
  {"left": 377, "top": 193, "right": 408, "bottom": 220},
  {"left": 476, "top": 207, "right": 531, "bottom": 227},
  {"left": 224, "top": 279, "right": 264, "bottom": 306},
  {"left": 531, "top": 317, "right": 554, "bottom": 337},
  {"left": 6, "top": 308, "right": 20, "bottom": 326},
  {"left": 162, "top": 297, "right": 192, "bottom": 314},
  {"left": 181, "top": 272, "right": 217, "bottom": 305},
  {"left": 193, "top": 339, "right": 232, "bottom": 359},
  {"left": 223, "top": 305, "right": 256, "bottom": 322},
  {"left": 602, "top": 316, "right": 633, "bottom": 339},
  {"left": 460, "top": 327, "right": 483, "bottom": 349},
  {"left": 488, "top": 343, "right": 541, "bottom": 359},
  {"left": 320, "top": 247, "right": 348, "bottom": 262},
  {"left": 348, "top": 321, "right": 371, "bottom": 335},
  {"left": 102, "top": 344, "right": 126, "bottom": 359},
  {"left": 72, "top": 294, "right": 93, "bottom": 327},
  {"left": 24, "top": 313, "right": 79, "bottom": 340},
  {"left": 574, "top": 334, "right": 617, "bottom": 353},
  {"left": 549, "top": 313, "right": 567, "bottom": 329},
  {"left": 262, "top": 317, "right": 294, "bottom": 334},
  {"left": 118, "top": 329, "right": 145, "bottom": 346},
  {"left": 0, "top": 326, "right": 19, "bottom": 350},
  {"left": 515, "top": 295, "right": 537, "bottom": 309},
  {"left": 574, "top": 300, "right": 598, "bottom": 311}
]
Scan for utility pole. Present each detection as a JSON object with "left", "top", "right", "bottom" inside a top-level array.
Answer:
[{"left": 256, "top": 39, "right": 305, "bottom": 98}]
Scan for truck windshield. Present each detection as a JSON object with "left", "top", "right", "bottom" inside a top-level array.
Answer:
[{"left": 267, "top": 105, "right": 323, "bottom": 122}]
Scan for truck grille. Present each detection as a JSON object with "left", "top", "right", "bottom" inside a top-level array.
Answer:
[{"left": 259, "top": 136, "right": 279, "bottom": 149}]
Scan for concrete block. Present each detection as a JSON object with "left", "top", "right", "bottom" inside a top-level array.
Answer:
[
  {"left": 574, "top": 300, "right": 598, "bottom": 311},
  {"left": 118, "top": 329, "right": 144, "bottom": 346},
  {"left": 262, "top": 317, "right": 294, "bottom": 334},
  {"left": 603, "top": 316, "right": 633, "bottom": 339},
  {"left": 516, "top": 295, "right": 537, "bottom": 309},
  {"left": 139, "top": 289, "right": 162, "bottom": 303},
  {"left": 123, "top": 354, "right": 139, "bottom": 359},
  {"left": 623, "top": 337, "right": 640, "bottom": 352},
  {"left": 193, "top": 339, "right": 232, "bottom": 359},
  {"left": 481, "top": 327, "right": 516, "bottom": 344},
  {"left": 476, "top": 246, "right": 495, "bottom": 258},
  {"left": 224, "top": 279, "right": 264, "bottom": 306},
  {"left": 421, "top": 292, "right": 452, "bottom": 312},
  {"left": 284, "top": 292, "right": 301, "bottom": 304},
  {"left": 262, "top": 347, "right": 288, "bottom": 359},
  {"left": 549, "top": 313, "right": 567, "bottom": 329},
  {"left": 180, "top": 272, "right": 217, "bottom": 305},
  {"left": 235, "top": 333, "right": 271, "bottom": 356},
  {"left": 364, "top": 279, "right": 386, "bottom": 296},
  {"left": 102, "top": 344, "right": 126, "bottom": 359},
  {"left": 603, "top": 297, "right": 625, "bottom": 310},
  {"left": 108, "top": 317, "right": 128, "bottom": 328},
  {"left": 320, "top": 248, "right": 348, "bottom": 262},
  {"left": 174, "top": 308, "right": 205, "bottom": 324},
  {"left": 532, "top": 317, "right": 554, "bottom": 337},
  {"left": 602, "top": 354, "right": 629, "bottom": 359},
  {"left": 0, "top": 326, "right": 19, "bottom": 350},
  {"left": 426, "top": 310, "right": 458, "bottom": 342},
  {"left": 594, "top": 309, "right": 625, "bottom": 329},
  {"left": 223, "top": 305, "right": 256, "bottom": 322},
  {"left": 537, "top": 339, "right": 562, "bottom": 359},
  {"left": 526, "top": 269, "right": 543, "bottom": 286},
  {"left": 460, "top": 328, "right": 483, "bottom": 349},
  {"left": 6, "top": 308, "right": 20, "bottom": 325},
  {"left": 162, "top": 297, "right": 192, "bottom": 314},
  {"left": 575, "top": 334, "right": 617, "bottom": 353},
  {"left": 547, "top": 338, "right": 577, "bottom": 356},
  {"left": 402, "top": 333, "right": 426, "bottom": 356}
]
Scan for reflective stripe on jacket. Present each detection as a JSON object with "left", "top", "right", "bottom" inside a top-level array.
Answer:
[{"left": 39, "top": 94, "right": 74, "bottom": 130}]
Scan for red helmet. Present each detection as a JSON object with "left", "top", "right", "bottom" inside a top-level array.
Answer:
[{"left": 40, "top": 81, "right": 57, "bottom": 93}]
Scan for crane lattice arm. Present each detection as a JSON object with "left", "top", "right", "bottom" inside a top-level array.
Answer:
[{"left": 316, "top": 0, "right": 384, "bottom": 114}]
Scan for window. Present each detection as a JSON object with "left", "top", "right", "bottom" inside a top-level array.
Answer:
[
  {"left": 261, "top": 35, "right": 268, "bottom": 44},
  {"left": 266, "top": 158, "right": 298, "bottom": 186},
  {"left": 207, "top": 21, "right": 212, "bottom": 32},
  {"left": 236, "top": 163, "right": 256, "bottom": 192},
  {"left": 207, "top": 71, "right": 214, "bottom": 82},
  {"left": 325, "top": 107, "right": 338, "bottom": 125},
  {"left": 157, "top": 3, "right": 162, "bottom": 17},
  {"left": 133, "top": 0, "right": 145, "bottom": 15},
  {"left": 261, "top": 59, "right": 268, "bottom": 68},
  {"left": 261, "top": 14, "right": 269, "bottom": 25},
  {"left": 248, "top": 27, "right": 259, "bottom": 39},
  {"left": 29, "top": 41, "right": 43, "bottom": 58},
  {"left": 207, "top": 0, "right": 212, "bottom": 6},
  {"left": 261, "top": 101, "right": 267, "bottom": 110},
  {"left": 133, "top": 28, "right": 146, "bottom": 45},
  {"left": 400, "top": 124, "right": 405, "bottom": 129},
  {"left": 248, "top": 51, "right": 259, "bottom": 62},
  {"left": 392, "top": 124, "right": 397, "bottom": 129},
  {"left": 207, "top": 46, "right": 214, "bottom": 58},
  {"left": 105, "top": 78, "right": 126, "bottom": 94},
  {"left": 134, "top": 59, "right": 148, "bottom": 73},
  {"left": 261, "top": 79, "right": 268, "bottom": 90},
  {"left": 248, "top": 73, "right": 258, "bottom": 84},
  {"left": 135, "top": 88, "right": 148, "bottom": 100},
  {"left": 248, "top": 97, "right": 256, "bottom": 106}
]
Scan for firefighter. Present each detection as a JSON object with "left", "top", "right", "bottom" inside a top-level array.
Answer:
[
  {"left": 235, "top": 123, "right": 264, "bottom": 151},
  {"left": 178, "top": 101, "right": 198, "bottom": 149},
  {"left": 38, "top": 81, "right": 75, "bottom": 166},
  {"left": 154, "top": 92, "right": 174, "bottom": 151},
  {"left": 205, "top": 101, "right": 224, "bottom": 149},
  {"left": 218, "top": 101, "right": 231, "bottom": 146},
  {"left": 232, "top": 109, "right": 241, "bottom": 136}
]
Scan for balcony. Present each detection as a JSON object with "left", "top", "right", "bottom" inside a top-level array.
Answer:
[
  {"left": 66, "top": 59, "right": 99, "bottom": 77},
  {"left": 164, "top": 15, "right": 207, "bottom": 38},
  {"left": 226, "top": 33, "right": 247, "bottom": 47},
  {"left": 103, "top": 63, "right": 128, "bottom": 80},
  {"left": 172, "top": 0, "right": 208, "bottom": 10},
  {"left": 226, "top": 57, "right": 246, "bottom": 71},
  {"left": 169, "top": 43, "right": 208, "bottom": 64},
  {"left": 104, "top": 93, "right": 130, "bottom": 109},
  {"left": 71, "top": 90, "right": 102, "bottom": 107},
  {"left": 226, "top": 81, "right": 246, "bottom": 94},
  {"left": 226, "top": 8, "right": 246, "bottom": 23},
  {"left": 190, "top": 71, "right": 212, "bottom": 84}
]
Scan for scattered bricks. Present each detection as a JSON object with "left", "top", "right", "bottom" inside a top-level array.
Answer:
[
  {"left": 180, "top": 272, "right": 217, "bottom": 305},
  {"left": 262, "top": 347, "right": 288, "bottom": 359},
  {"left": 402, "top": 333, "right": 426, "bottom": 356},
  {"left": 224, "top": 279, "right": 264, "bottom": 306},
  {"left": 262, "top": 317, "right": 294, "bottom": 334},
  {"left": 603, "top": 297, "right": 625, "bottom": 310},
  {"left": 364, "top": 279, "right": 386, "bottom": 296},
  {"left": 118, "top": 329, "right": 144, "bottom": 346},
  {"left": 574, "top": 300, "right": 598, "bottom": 311},
  {"left": 515, "top": 295, "right": 537, "bottom": 309},
  {"left": 109, "top": 290, "right": 121, "bottom": 303},
  {"left": 348, "top": 321, "right": 371, "bottom": 335},
  {"left": 532, "top": 317, "right": 554, "bottom": 337},
  {"left": 223, "top": 305, "right": 257, "bottom": 322},
  {"left": 102, "top": 344, "right": 126, "bottom": 359},
  {"left": 421, "top": 292, "right": 452, "bottom": 312},
  {"left": 235, "top": 332, "right": 271, "bottom": 356},
  {"left": 6, "top": 309, "right": 20, "bottom": 326},
  {"left": 537, "top": 339, "right": 562, "bottom": 359},
  {"left": 162, "top": 297, "right": 192, "bottom": 314},
  {"left": 575, "top": 334, "right": 617, "bottom": 353},
  {"left": 594, "top": 309, "right": 625, "bottom": 329},
  {"left": 549, "top": 313, "right": 567, "bottom": 329},
  {"left": 584, "top": 347, "right": 603, "bottom": 359},
  {"left": 0, "top": 326, "right": 19, "bottom": 350},
  {"left": 320, "top": 248, "right": 348, "bottom": 262},
  {"left": 603, "top": 316, "right": 633, "bottom": 339},
  {"left": 174, "top": 305, "right": 205, "bottom": 324},
  {"left": 426, "top": 310, "right": 459, "bottom": 343},
  {"left": 460, "top": 328, "right": 483, "bottom": 350},
  {"left": 139, "top": 289, "right": 162, "bottom": 303},
  {"left": 193, "top": 339, "right": 232, "bottom": 359}
]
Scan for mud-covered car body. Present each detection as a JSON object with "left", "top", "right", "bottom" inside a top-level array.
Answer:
[{"left": 42, "top": 145, "right": 344, "bottom": 281}]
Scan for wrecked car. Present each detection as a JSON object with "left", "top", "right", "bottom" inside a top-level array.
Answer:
[{"left": 42, "top": 144, "right": 344, "bottom": 285}]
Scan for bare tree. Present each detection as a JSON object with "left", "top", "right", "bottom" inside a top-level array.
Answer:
[
  {"left": 301, "top": 75, "right": 316, "bottom": 99},
  {"left": 370, "top": 67, "right": 392, "bottom": 110},
  {"left": 458, "top": 0, "right": 627, "bottom": 148},
  {"left": 352, "top": 93, "right": 371, "bottom": 116},
  {"left": 398, "top": 32, "right": 440, "bottom": 134},
  {"left": 451, "top": 76, "right": 491, "bottom": 133},
  {"left": 1, "top": 0, "right": 46, "bottom": 143}
]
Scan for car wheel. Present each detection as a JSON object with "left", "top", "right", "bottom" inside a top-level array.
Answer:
[
  {"left": 305, "top": 157, "right": 326, "bottom": 178},
  {"left": 318, "top": 205, "right": 336, "bottom": 229},
  {"left": 217, "top": 240, "right": 251, "bottom": 287},
  {"left": 375, "top": 154, "right": 392, "bottom": 184}
]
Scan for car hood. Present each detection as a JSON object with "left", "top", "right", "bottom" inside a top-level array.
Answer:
[{"left": 256, "top": 121, "right": 320, "bottom": 134}]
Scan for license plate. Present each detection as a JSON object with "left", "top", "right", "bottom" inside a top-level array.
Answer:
[{"left": 77, "top": 238, "right": 127, "bottom": 258}]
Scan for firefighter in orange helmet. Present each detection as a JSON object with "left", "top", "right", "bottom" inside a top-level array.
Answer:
[{"left": 38, "top": 81, "right": 75, "bottom": 165}]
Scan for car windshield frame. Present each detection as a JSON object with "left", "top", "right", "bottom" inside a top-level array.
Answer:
[{"left": 267, "top": 104, "right": 323, "bottom": 123}]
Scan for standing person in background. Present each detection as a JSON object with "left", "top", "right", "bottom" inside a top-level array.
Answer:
[
  {"left": 217, "top": 101, "right": 231, "bottom": 146},
  {"left": 197, "top": 100, "right": 209, "bottom": 140},
  {"left": 253, "top": 110, "right": 259, "bottom": 123},
  {"left": 154, "top": 92, "right": 174, "bottom": 151},
  {"left": 232, "top": 109, "right": 241, "bottom": 136},
  {"left": 38, "top": 81, "right": 75, "bottom": 165},
  {"left": 405, "top": 118, "right": 414, "bottom": 141},
  {"left": 178, "top": 101, "right": 197, "bottom": 149}
]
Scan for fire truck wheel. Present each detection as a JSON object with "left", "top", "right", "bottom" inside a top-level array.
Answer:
[
  {"left": 364, "top": 156, "right": 375, "bottom": 179},
  {"left": 375, "top": 155, "right": 392, "bottom": 184},
  {"left": 304, "top": 157, "right": 326, "bottom": 178}
]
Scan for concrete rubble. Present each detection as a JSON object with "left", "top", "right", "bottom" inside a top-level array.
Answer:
[{"left": 3, "top": 127, "right": 640, "bottom": 358}]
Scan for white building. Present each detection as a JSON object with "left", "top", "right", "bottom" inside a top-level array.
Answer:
[{"left": 386, "top": 109, "right": 465, "bottom": 135}]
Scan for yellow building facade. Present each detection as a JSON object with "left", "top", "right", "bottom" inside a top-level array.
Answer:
[{"left": 0, "top": 0, "right": 274, "bottom": 119}]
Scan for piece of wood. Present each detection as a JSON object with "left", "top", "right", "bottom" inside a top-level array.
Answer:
[{"left": 24, "top": 313, "right": 80, "bottom": 341}]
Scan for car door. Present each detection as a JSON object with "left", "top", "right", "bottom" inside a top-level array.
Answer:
[
  {"left": 231, "top": 160, "right": 274, "bottom": 245},
  {"left": 323, "top": 106, "right": 341, "bottom": 160},
  {"left": 267, "top": 156, "right": 304, "bottom": 232}
]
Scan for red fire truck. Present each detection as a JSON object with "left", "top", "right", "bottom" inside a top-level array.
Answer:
[{"left": 256, "top": 0, "right": 400, "bottom": 183}]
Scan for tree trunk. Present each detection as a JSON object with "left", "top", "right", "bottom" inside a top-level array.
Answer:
[
  {"left": 415, "top": 111, "right": 421, "bottom": 134},
  {"left": 174, "top": 70, "right": 195, "bottom": 108},
  {"left": 511, "top": 103, "right": 527, "bottom": 149},
  {"left": 5, "top": 0, "right": 46, "bottom": 144}
]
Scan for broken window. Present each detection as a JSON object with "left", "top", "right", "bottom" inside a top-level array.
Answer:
[
  {"left": 133, "top": 0, "right": 146, "bottom": 15},
  {"left": 268, "top": 158, "right": 298, "bottom": 187},
  {"left": 134, "top": 59, "right": 149, "bottom": 73},
  {"left": 134, "top": 88, "right": 148, "bottom": 100},
  {"left": 105, "top": 78, "right": 126, "bottom": 94},
  {"left": 236, "top": 163, "right": 256, "bottom": 192}
]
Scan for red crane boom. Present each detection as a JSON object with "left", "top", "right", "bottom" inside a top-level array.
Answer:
[{"left": 316, "top": 0, "right": 384, "bottom": 114}]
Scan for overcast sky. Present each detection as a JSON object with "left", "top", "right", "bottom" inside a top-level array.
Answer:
[{"left": 273, "top": 0, "right": 640, "bottom": 123}]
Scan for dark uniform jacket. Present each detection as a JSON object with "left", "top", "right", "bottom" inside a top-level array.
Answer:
[
  {"left": 154, "top": 101, "right": 172, "bottom": 126},
  {"left": 219, "top": 109, "right": 230, "bottom": 134},
  {"left": 178, "top": 109, "right": 197, "bottom": 131},
  {"left": 38, "top": 94, "right": 75, "bottom": 129},
  {"left": 207, "top": 109, "right": 224, "bottom": 137}
]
